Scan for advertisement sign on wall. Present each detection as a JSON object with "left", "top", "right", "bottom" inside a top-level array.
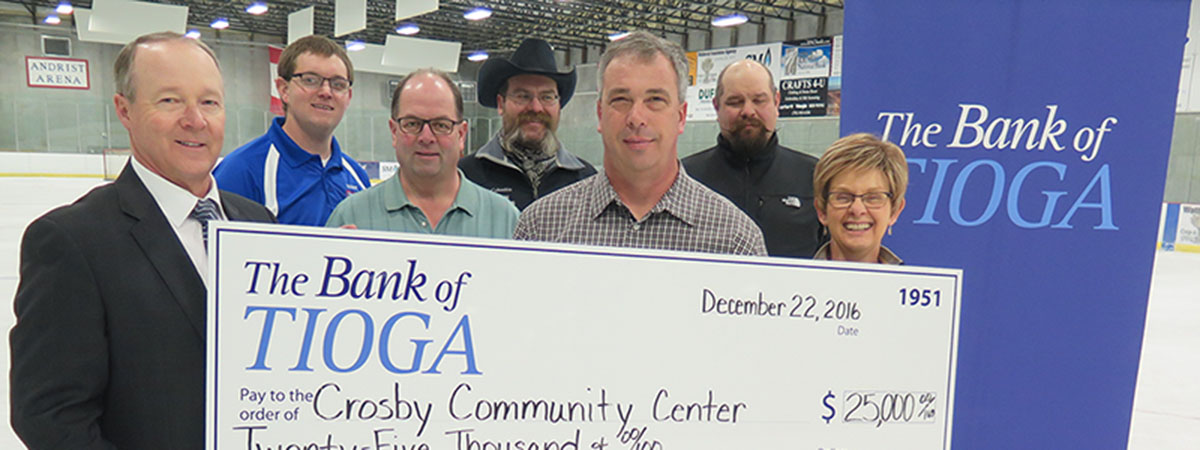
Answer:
[
  {"left": 685, "top": 38, "right": 842, "bottom": 121},
  {"left": 780, "top": 37, "right": 840, "bottom": 117},
  {"left": 25, "top": 56, "right": 89, "bottom": 90},
  {"left": 686, "top": 43, "right": 781, "bottom": 121},
  {"left": 1160, "top": 202, "right": 1200, "bottom": 252}
]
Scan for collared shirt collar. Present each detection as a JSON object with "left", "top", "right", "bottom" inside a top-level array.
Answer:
[
  {"left": 474, "top": 133, "right": 588, "bottom": 171},
  {"left": 383, "top": 169, "right": 479, "bottom": 217},
  {"left": 586, "top": 164, "right": 700, "bottom": 227},
  {"left": 812, "top": 242, "right": 904, "bottom": 265},
  {"left": 130, "top": 154, "right": 224, "bottom": 226},
  {"left": 268, "top": 116, "right": 346, "bottom": 170}
]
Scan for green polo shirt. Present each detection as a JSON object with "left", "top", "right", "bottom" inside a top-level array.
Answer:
[{"left": 326, "top": 170, "right": 519, "bottom": 239}]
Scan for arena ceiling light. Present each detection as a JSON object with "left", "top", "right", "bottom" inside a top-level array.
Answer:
[
  {"left": 467, "top": 51, "right": 488, "bottom": 62},
  {"left": 185, "top": 29, "right": 201, "bottom": 39},
  {"left": 396, "top": 22, "right": 420, "bottom": 35},
  {"left": 608, "top": 31, "right": 630, "bottom": 41},
  {"left": 463, "top": 7, "right": 492, "bottom": 21},
  {"left": 345, "top": 40, "right": 366, "bottom": 52},
  {"left": 55, "top": 2, "right": 73, "bottom": 15},
  {"left": 210, "top": 17, "right": 230, "bottom": 30},
  {"left": 245, "top": 2, "right": 269, "bottom": 16},
  {"left": 712, "top": 13, "right": 748, "bottom": 28},
  {"left": 43, "top": 14, "right": 61, "bottom": 25}
]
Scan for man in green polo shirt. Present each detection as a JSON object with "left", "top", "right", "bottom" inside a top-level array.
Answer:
[{"left": 326, "top": 69, "right": 518, "bottom": 238}]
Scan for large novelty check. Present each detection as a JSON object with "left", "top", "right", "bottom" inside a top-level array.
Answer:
[{"left": 206, "top": 222, "right": 961, "bottom": 450}]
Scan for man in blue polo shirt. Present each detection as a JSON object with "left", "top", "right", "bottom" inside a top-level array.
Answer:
[{"left": 214, "top": 35, "right": 369, "bottom": 226}]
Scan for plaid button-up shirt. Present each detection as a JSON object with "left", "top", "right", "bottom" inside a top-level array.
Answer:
[{"left": 514, "top": 168, "right": 767, "bottom": 256}]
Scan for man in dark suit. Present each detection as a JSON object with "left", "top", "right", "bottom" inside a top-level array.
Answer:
[{"left": 9, "top": 32, "right": 275, "bottom": 449}]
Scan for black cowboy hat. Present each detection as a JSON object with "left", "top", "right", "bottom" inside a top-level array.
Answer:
[{"left": 477, "top": 38, "right": 576, "bottom": 108}]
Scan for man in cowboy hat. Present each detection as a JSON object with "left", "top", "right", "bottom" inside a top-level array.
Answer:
[{"left": 459, "top": 38, "right": 596, "bottom": 210}]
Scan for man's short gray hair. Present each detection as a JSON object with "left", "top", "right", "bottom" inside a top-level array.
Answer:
[
  {"left": 597, "top": 31, "right": 689, "bottom": 103},
  {"left": 114, "top": 31, "right": 219, "bottom": 100}
]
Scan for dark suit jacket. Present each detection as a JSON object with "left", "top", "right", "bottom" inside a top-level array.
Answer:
[{"left": 9, "top": 164, "right": 275, "bottom": 449}]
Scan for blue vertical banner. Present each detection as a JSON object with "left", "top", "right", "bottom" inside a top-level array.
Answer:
[{"left": 841, "top": 1, "right": 1188, "bottom": 448}]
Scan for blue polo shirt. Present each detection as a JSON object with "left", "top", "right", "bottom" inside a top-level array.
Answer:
[{"left": 214, "top": 117, "right": 370, "bottom": 226}]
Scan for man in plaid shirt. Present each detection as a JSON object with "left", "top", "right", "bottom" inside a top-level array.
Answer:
[{"left": 514, "top": 31, "right": 767, "bottom": 256}]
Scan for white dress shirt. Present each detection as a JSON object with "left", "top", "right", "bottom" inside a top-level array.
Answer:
[{"left": 130, "top": 157, "right": 225, "bottom": 281}]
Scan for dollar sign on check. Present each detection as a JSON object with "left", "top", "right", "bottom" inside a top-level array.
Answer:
[{"left": 821, "top": 390, "right": 836, "bottom": 424}]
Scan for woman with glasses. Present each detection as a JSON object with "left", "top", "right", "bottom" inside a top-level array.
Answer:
[{"left": 812, "top": 133, "right": 908, "bottom": 264}]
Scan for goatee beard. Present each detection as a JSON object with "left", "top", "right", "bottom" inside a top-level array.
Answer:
[
  {"left": 502, "top": 111, "right": 559, "bottom": 157},
  {"left": 726, "top": 121, "right": 771, "bottom": 155}
]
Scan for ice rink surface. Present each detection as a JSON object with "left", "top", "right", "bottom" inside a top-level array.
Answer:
[{"left": 0, "top": 177, "right": 1195, "bottom": 449}]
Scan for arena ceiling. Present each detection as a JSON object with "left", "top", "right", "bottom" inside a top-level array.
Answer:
[{"left": 16, "top": 0, "right": 842, "bottom": 59}]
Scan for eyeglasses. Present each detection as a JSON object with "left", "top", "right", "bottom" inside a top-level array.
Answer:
[
  {"left": 285, "top": 72, "right": 352, "bottom": 93},
  {"left": 827, "top": 191, "right": 893, "bottom": 209},
  {"left": 394, "top": 116, "right": 461, "bottom": 136},
  {"left": 505, "top": 90, "right": 559, "bottom": 107}
]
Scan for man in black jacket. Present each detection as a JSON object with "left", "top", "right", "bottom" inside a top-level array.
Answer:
[
  {"left": 682, "top": 59, "right": 823, "bottom": 258},
  {"left": 10, "top": 32, "right": 275, "bottom": 449},
  {"left": 460, "top": 38, "right": 596, "bottom": 210}
]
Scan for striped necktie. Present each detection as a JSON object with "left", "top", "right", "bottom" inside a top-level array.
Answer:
[{"left": 191, "top": 198, "right": 220, "bottom": 250}]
